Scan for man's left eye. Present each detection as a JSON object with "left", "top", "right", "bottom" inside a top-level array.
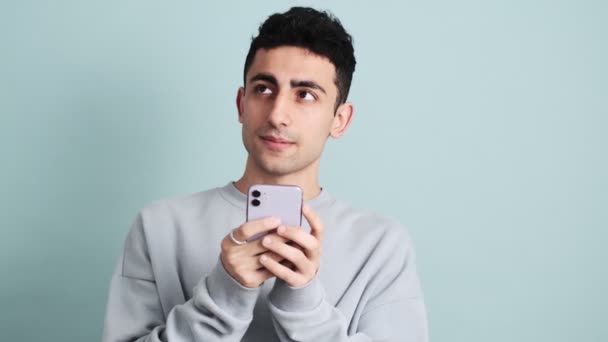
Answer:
[{"left": 297, "top": 91, "right": 315, "bottom": 101}]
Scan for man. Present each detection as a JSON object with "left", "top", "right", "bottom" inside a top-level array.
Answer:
[{"left": 102, "top": 7, "right": 428, "bottom": 342}]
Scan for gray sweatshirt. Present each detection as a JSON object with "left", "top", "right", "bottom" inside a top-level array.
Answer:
[{"left": 102, "top": 183, "right": 428, "bottom": 341}]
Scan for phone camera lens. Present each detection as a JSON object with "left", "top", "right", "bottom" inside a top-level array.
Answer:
[
  {"left": 251, "top": 199, "right": 261, "bottom": 207},
  {"left": 252, "top": 190, "right": 261, "bottom": 198}
]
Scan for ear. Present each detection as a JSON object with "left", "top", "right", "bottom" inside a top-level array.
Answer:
[
  {"left": 329, "top": 102, "right": 354, "bottom": 139},
  {"left": 236, "top": 87, "right": 245, "bottom": 123}
]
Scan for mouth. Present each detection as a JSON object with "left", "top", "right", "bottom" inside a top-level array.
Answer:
[{"left": 260, "top": 135, "right": 295, "bottom": 150}]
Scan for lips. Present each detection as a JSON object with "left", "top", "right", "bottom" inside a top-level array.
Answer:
[
  {"left": 260, "top": 135, "right": 294, "bottom": 150},
  {"left": 261, "top": 135, "right": 293, "bottom": 144}
]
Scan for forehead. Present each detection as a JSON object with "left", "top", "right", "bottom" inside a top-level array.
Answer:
[{"left": 247, "top": 47, "right": 336, "bottom": 89}]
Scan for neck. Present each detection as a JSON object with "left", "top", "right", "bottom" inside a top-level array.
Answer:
[{"left": 234, "top": 157, "right": 322, "bottom": 200}]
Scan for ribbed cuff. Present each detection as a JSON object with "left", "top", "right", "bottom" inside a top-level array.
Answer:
[
  {"left": 269, "top": 276, "right": 324, "bottom": 312},
  {"left": 203, "top": 258, "right": 261, "bottom": 319}
]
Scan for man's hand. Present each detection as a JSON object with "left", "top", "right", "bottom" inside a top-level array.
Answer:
[
  {"left": 258, "top": 204, "right": 324, "bottom": 287},
  {"left": 220, "top": 216, "right": 288, "bottom": 288}
]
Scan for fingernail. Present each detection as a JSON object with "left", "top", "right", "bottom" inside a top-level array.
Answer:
[
  {"left": 260, "top": 255, "right": 267, "bottom": 262},
  {"left": 263, "top": 236, "right": 271, "bottom": 246},
  {"left": 277, "top": 225, "right": 286, "bottom": 234}
]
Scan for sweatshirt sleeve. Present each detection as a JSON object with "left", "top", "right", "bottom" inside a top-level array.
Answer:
[
  {"left": 101, "top": 213, "right": 260, "bottom": 342},
  {"left": 267, "top": 227, "right": 429, "bottom": 342}
]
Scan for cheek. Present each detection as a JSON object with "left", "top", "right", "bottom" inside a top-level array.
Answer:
[
  {"left": 242, "top": 102, "right": 263, "bottom": 125},
  {"left": 245, "top": 95, "right": 272, "bottom": 110},
  {"left": 302, "top": 118, "right": 333, "bottom": 146}
]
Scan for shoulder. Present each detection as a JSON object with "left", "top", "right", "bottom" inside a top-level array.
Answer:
[
  {"left": 331, "top": 198, "right": 412, "bottom": 237},
  {"left": 321, "top": 198, "right": 421, "bottom": 294},
  {"left": 119, "top": 186, "right": 229, "bottom": 279},
  {"left": 324, "top": 197, "right": 415, "bottom": 255},
  {"left": 137, "top": 186, "right": 223, "bottom": 222}
]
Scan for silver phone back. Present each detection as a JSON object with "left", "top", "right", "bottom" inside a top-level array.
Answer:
[{"left": 246, "top": 184, "right": 304, "bottom": 241}]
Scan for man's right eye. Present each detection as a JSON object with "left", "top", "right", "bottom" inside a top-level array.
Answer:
[{"left": 254, "top": 85, "right": 272, "bottom": 94}]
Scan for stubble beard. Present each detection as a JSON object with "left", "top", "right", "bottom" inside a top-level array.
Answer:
[
  {"left": 243, "top": 125, "right": 294, "bottom": 176},
  {"left": 242, "top": 125, "right": 323, "bottom": 178},
  {"left": 246, "top": 139, "right": 303, "bottom": 177}
]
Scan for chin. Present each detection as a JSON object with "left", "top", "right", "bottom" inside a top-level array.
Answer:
[
  {"left": 260, "top": 163, "right": 297, "bottom": 177},
  {"left": 255, "top": 157, "right": 301, "bottom": 177}
]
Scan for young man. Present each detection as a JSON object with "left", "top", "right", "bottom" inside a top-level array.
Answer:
[{"left": 102, "top": 7, "right": 428, "bottom": 342}]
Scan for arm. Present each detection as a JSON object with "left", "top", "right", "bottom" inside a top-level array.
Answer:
[
  {"left": 268, "top": 248, "right": 428, "bottom": 342},
  {"left": 260, "top": 206, "right": 429, "bottom": 341},
  {"left": 101, "top": 213, "right": 261, "bottom": 342}
]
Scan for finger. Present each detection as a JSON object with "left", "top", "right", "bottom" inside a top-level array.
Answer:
[
  {"left": 261, "top": 235, "right": 314, "bottom": 276},
  {"left": 223, "top": 233, "right": 289, "bottom": 262},
  {"left": 256, "top": 251, "right": 284, "bottom": 270},
  {"left": 221, "top": 249, "right": 259, "bottom": 274},
  {"left": 280, "top": 259, "right": 295, "bottom": 270},
  {"left": 302, "top": 204, "right": 324, "bottom": 241},
  {"left": 223, "top": 233, "right": 285, "bottom": 261},
  {"left": 233, "top": 216, "right": 281, "bottom": 242},
  {"left": 247, "top": 234, "right": 289, "bottom": 255},
  {"left": 223, "top": 249, "right": 283, "bottom": 277},
  {"left": 259, "top": 254, "right": 303, "bottom": 287},
  {"left": 276, "top": 225, "right": 319, "bottom": 256}
]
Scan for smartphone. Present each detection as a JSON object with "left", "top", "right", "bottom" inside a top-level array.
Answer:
[{"left": 246, "top": 184, "right": 305, "bottom": 242}]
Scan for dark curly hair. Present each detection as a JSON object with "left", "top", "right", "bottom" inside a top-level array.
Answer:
[{"left": 243, "top": 7, "right": 356, "bottom": 109}]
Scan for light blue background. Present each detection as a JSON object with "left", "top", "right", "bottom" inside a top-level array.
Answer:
[{"left": 1, "top": 1, "right": 606, "bottom": 341}]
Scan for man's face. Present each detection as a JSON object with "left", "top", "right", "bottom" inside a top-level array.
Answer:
[{"left": 238, "top": 46, "right": 342, "bottom": 177}]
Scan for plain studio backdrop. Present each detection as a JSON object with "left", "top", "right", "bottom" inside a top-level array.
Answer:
[{"left": 1, "top": 1, "right": 606, "bottom": 341}]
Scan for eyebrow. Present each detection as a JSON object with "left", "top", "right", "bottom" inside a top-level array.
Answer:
[
  {"left": 249, "top": 73, "right": 327, "bottom": 94},
  {"left": 292, "top": 80, "right": 326, "bottom": 94}
]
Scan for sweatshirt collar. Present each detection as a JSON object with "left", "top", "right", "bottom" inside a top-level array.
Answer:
[{"left": 219, "top": 181, "right": 335, "bottom": 211}]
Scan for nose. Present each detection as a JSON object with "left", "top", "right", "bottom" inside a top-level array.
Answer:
[{"left": 267, "top": 93, "right": 292, "bottom": 128}]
